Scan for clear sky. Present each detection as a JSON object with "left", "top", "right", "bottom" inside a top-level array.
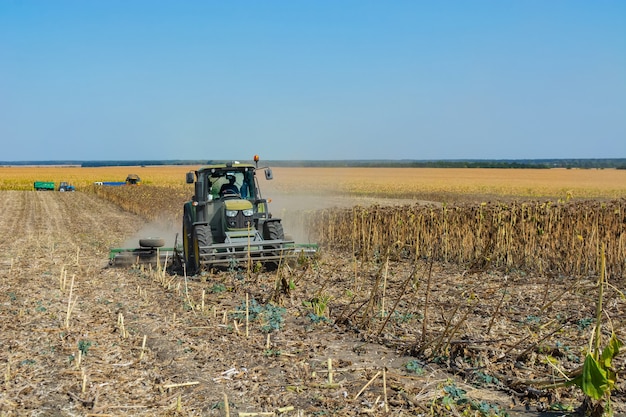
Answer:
[{"left": 1, "top": 1, "right": 625, "bottom": 161}]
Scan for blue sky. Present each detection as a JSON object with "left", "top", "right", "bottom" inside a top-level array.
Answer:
[{"left": 1, "top": 1, "right": 624, "bottom": 161}]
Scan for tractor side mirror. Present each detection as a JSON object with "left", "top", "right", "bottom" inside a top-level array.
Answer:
[
  {"left": 265, "top": 168, "right": 273, "bottom": 180},
  {"left": 186, "top": 172, "right": 195, "bottom": 184}
]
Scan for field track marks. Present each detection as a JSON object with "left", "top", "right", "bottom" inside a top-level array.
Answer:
[
  {"left": 0, "top": 190, "right": 146, "bottom": 270},
  {"left": 0, "top": 190, "right": 190, "bottom": 415},
  {"left": 0, "top": 191, "right": 42, "bottom": 268},
  {"left": 0, "top": 191, "right": 27, "bottom": 249}
]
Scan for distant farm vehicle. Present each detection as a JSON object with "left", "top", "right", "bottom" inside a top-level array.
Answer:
[
  {"left": 57, "top": 182, "right": 75, "bottom": 192},
  {"left": 95, "top": 174, "right": 142, "bottom": 187},
  {"left": 126, "top": 174, "right": 141, "bottom": 185},
  {"left": 34, "top": 181, "right": 55, "bottom": 191},
  {"left": 109, "top": 156, "right": 316, "bottom": 273}
]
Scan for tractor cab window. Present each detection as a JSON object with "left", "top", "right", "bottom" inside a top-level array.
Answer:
[
  {"left": 209, "top": 171, "right": 253, "bottom": 199},
  {"left": 241, "top": 171, "right": 256, "bottom": 199}
]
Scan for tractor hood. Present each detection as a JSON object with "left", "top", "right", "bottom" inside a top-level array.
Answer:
[{"left": 224, "top": 199, "right": 253, "bottom": 211}]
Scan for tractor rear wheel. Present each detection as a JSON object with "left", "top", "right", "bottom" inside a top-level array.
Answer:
[{"left": 182, "top": 205, "right": 197, "bottom": 274}]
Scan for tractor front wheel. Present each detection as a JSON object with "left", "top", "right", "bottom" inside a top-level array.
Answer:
[
  {"left": 193, "top": 225, "right": 213, "bottom": 273},
  {"left": 263, "top": 220, "right": 285, "bottom": 270}
]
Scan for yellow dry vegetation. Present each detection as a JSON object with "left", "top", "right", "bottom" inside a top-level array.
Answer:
[
  {"left": 1, "top": 165, "right": 625, "bottom": 199},
  {"left": 0, "top": 165, "right": 193, "bottom": 190},
  {"left": 269, "top": 167, "right": 626, "bottom": 200}
]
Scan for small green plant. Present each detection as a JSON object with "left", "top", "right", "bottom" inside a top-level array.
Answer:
[
  {"left": 391, "top": 311, "right": 416, "bottom": 323},
  {"left": 210, "top": 399, "right": 234, "bottom": 410},
  {"left": 437, "top": 382, "right": 509, "bottom": 416},
  {"left": 566, "top": 247, "right": 622, "bottom": 416},
  {"left": 78, "top": 340, "right": 92, "bottom": 356},
  {"left": 227, "top": 258, "right": 240, "bottom": 274},
  {"left": 307, "top": 312, "right": 329, "bottom": 324},
  {"left": 232, "top": 298, "right": 286, "bottom": 333},
  {"left": 524, "top": 315, "right": 541, "bottom": 325},
  {"left": 439, "top": 384, "right": 466, "bottom": 411},
  {"left": 304, "top": 295, "right": 330, "bottom": 318},
  {"left": 209, "top": 283, "right": 226, "bottom": 293},
  {"left": 577, "top": 317, "right": 594, "bottom": 332},
  {"left": 259, "top": 303, "right": 286, "bottom": 333},
  {"left": 549, "top": 403, "right": 575, "bottom": 412},
  {"left": 404, "top": 359, "right": 425, "bottom": 375},
  {"left": 472, "top": 371, "right": 500, "bottom": 387}
]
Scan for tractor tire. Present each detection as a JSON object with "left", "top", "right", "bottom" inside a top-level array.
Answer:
[
  {"left": 263, "top": 220, "right": 285, "bottom": 240},
  {"left": 193, "top": 225, "right": 213, "bottom": 273},
  {"left": 139, "top": 237, "right": 165, "bottom": 248},
  {"left": 263, "top": 220, "right": 285, "bottom": 270},
  {"left": 182, "top": 205, "right": 197, "bottom": 275}
]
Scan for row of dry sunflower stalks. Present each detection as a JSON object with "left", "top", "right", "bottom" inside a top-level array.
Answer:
[
  {"left": 306, "top": 199, "right": 626, "bottom": 279},
  {"left": 89, "top": 184, "right": 189, "bottom": 227}
]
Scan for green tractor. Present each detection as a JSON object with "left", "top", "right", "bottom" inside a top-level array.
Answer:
[{"left": 182, "top": 155, "right": 300, "bottom": 274}]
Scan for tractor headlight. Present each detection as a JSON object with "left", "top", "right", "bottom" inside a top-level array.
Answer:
[
  {"left": 242, "top": 209, "right": 254, "bottom": 217},
  {"left": 225, "top": 210, "right": 238, "bottom": 217}
]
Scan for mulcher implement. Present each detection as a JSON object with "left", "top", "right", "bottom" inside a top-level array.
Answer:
[{"left": 108, "top": 238, "right": 177, "bottom": 267}]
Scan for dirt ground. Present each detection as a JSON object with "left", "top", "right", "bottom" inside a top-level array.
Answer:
[{"left": 0, "top": 190, "right": 624, "bottom": 416}]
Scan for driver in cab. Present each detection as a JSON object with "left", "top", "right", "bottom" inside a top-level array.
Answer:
[{"left": 219, "top": 175, "right": 239, "bottom": 196}]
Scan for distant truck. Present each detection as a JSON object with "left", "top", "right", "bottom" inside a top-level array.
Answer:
[
  {"left": 58, "top": 182, "right": 75, "bottom": 192},
  {"left": 34, "top": 181, "right": 55, "bottom": 191}
]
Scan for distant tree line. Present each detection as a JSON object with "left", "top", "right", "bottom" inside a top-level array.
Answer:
[
  {"left": 2, "top": 159, "right": 625, "bottom": 169},
  {"left": 231, "top": 159, "right": 626, "bottom": 169}
]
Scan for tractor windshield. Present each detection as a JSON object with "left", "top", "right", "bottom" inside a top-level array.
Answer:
[{"left": 208, "top": 169, "right": 257, "bottom": 200}]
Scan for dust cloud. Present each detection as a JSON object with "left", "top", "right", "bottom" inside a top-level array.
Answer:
[{"left": 266, "top": 191, "right": 413, "bottom": 245}]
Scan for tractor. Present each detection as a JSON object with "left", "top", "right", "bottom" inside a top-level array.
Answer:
[
  {"left": 58, "top": 182, "right": 75, "bottom": 192},
  {"left": 181, "top": 155, "right": 301, "bottom": 274},
  {"left": 108, "top": 156, "right": 315, "bottom": 272}
]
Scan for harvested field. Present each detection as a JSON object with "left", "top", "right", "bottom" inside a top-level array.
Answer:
[{"left": 1, "top": 166, "right": 626, "bottom": 416}]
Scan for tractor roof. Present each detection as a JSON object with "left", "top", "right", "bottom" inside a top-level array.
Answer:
[{"left": 197, "top": 162, "right": 256, "bottom": 173}]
